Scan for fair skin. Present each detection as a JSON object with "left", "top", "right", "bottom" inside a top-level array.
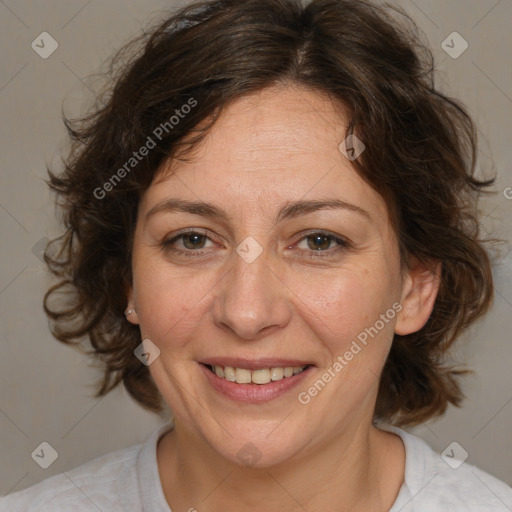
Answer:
[{"left": 126, "top": 83, "right": 440, "bottom": 512}]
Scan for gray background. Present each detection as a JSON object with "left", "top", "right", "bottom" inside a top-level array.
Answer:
[{"left": 1, "top": 0, "right": 511, "bottom": 498}]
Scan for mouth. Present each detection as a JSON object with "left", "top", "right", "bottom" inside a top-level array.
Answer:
[
  {"left": 199, "top": 359, "right": 315, "bottom": 403},
  {"left": 203, "top": 363, "right": 311, "bottom": 384}
]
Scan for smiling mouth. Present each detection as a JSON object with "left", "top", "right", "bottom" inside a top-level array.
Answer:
[{"left": 203, "top": 364, "right": 311, "bottom": 385}]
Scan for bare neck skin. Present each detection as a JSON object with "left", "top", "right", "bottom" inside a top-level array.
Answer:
[{"left": 157, "top": 417, "right": 405, "bottom": 512}]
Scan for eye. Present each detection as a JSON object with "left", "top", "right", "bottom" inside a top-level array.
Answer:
[
  {"left": 160, "top": 230, "right": 217, "bottom": 257},
  {"left": 177, "top": 232, "right": 212, "bottom": 250},
  {"left": 295, "top": 231, "right": 351, "bottom": 257}
]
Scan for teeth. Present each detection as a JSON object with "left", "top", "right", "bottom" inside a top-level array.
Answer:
[
  {"left": 252, "top": 369, "right": 271, "bottom": 384},
  {"left": 211, "top": 365, "right": 307, "bottom": 384},
  {"left": 270, "top": 367, "right": 284, "bottom": 381},
  {"left": 235, "top": 368, "right": 252, "bottom": 384},
  {"left": 224, "top": 367, "right": 236, "bottom": 382}
]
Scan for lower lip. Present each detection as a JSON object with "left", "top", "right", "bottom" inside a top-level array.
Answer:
[{"left": 200, "top": 364, "right": 313, "bottom": 403}]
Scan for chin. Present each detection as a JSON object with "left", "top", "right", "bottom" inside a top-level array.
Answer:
[{"left": 202, "top": 420, "right": 311, "bottom": 469}]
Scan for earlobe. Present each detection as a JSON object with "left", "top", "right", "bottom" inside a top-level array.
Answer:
[
  {"left": 125, "top": 288, "right": 140, "bottom": 325},
  {"left": 394, "top": 257, "right": 441, "bottom": 336},
  {"left": 124, "top": 307, "right": 140, "bottom": 325}
]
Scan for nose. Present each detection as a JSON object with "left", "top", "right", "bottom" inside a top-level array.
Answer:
[{"left": 212, "top": 248, "right": 292, "bottom": 341}]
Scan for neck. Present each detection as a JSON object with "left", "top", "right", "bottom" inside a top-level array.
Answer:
[{"left": 157, "top": 418, "right": 405, "bottom": 511}]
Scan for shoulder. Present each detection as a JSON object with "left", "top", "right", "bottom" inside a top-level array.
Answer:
[
  {"left": 379, "top": 424, "right": 512, "bottom": 512},
  {"left": 0, "top": 443, "right": 142, "bottom": 512}
]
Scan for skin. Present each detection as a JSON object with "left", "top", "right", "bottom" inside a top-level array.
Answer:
[{"left": 126, "top": 82, "right": 440, "bottom": 511}]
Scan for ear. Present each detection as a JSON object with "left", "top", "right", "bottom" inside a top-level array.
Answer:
[
  {"left": 125, "top": 286, "right": 140, "bottom": 325},
  {"left": 394, "top": 256, "right": 441, "bottom": 336}
]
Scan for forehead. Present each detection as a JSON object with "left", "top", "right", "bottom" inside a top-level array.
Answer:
[{"left": 143, "top": 84, "right": 389, "bottom": 224}]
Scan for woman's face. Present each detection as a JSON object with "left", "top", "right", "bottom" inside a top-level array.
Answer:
[{"left": 128, "top": 84, "right": 420, "bottom": 466}]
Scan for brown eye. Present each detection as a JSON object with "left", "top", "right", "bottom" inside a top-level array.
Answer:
[
  {"left": 306, "top": 234, "right": 334, "bottom": 251},
  {"left": 160, "top": 230, "right": 216, "bottom": 258},
  {"left": 181, "top": 233, "right": 208, "bottom": 250},
  {"left": 296, "top": 231, "right": 350, "bottom": 256}
]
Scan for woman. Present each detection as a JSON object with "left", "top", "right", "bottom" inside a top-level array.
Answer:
[{"left": 2, "top": 0, "right": 511, "bottom": 510}]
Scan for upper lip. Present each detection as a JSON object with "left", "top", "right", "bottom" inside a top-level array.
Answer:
[{"left": 200, "top": 357, "right": 314, "bottom": 370}]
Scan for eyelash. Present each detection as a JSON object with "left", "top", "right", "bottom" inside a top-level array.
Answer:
[{"left": 159, "top": 229, "right": 351, "bottom": 259}]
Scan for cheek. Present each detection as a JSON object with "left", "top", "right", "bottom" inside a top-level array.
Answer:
[
  {"left": 132, "top": 256, "right": 215, "bottom": 347},
  {"left": 295, "top": 262, "right": 395, "bottom": 334},
  {"left": 292, "top": 264, "right": 399, "bottom": 416}
]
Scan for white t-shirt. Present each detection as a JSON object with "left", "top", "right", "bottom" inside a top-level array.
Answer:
[{"left": 1, "top": 422, "right": 511, "bottom": 511}]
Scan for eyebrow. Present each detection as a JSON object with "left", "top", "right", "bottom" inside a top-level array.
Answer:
[{"left": 145, "top": 198, "right": 371, "bottom": 223}]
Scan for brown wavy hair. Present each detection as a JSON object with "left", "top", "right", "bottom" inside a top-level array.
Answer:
[{"left": 43, "top": 0, "right": 495, "bottom": 426}]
